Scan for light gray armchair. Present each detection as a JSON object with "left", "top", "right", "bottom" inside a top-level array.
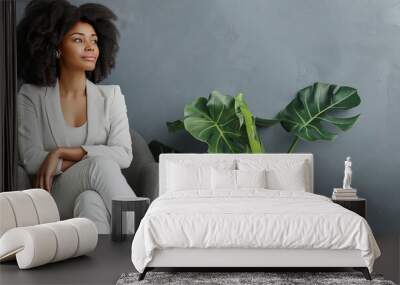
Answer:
[{"left": 17, "top": 129, "right": 159, "bottom": 201}]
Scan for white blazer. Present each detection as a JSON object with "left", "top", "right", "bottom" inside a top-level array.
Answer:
[{"left": 17, "top": 78, "right": 133, "bottom": 175}]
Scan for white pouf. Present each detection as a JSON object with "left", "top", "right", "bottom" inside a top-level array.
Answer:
[
  {"left": 0, "top": 189, "right": 98, "bottom": 269},
  {"left": 0, "top": 218, "right": 98, "bottom": 269}
]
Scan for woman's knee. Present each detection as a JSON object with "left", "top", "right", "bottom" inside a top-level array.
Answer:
[
  {"left": 73, "top": 190, "right": 111, "bottom": 234},
  {"left": 74, "top": 190, "right": 106, "bottom": 211},
  {"left": 85, "top": 156, "right": 129, "bottom": 192},
  {"left": 86, "top": 156, "right": 120, "bottom": 175}
]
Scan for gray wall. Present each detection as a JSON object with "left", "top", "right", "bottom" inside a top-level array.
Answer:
[{"left": 17, "top": 0, "right": 400, "bottom": 234}]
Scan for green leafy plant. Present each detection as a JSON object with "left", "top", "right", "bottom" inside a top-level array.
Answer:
[
  {"left": 167, "top": 82, "right": 361, "bottom": 154},
  {"left": 266, "top": 82, "right": 361, "bottom": 153},
  {"left": 167, "top": 91, "right": 264, "bottom": 153}
]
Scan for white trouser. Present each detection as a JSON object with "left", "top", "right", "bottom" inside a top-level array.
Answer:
[{"left": 51, "top": 156, "right": 136, "bottom": 234}]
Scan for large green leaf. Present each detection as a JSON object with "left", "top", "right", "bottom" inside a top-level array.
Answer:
[
  {"left": 234, "top": 93, "right": 265, "bottom": 153},
  {"left": 167, "top": 91, "right": 266, "bottom": 153},
  {"left": 277, "top": 82, "right": 361, "bottom": 152},
  {"left": 183, "top": 91, "right": 246, "bottom": 153}
]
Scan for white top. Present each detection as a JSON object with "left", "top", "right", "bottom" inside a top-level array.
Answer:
[
  {"left": 64, "top": 121, "right": 88, "bottom": 147},
  {"left": 55, "top": 121, "right": 88, "bottom": 175}
]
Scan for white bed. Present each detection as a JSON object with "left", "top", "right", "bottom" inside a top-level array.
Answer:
[{"left": 131, "top": 154, "right": 380, "bottom": 280}]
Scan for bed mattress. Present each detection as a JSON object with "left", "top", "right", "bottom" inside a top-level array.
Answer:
[{"left": 131, "top": 189, "right": 380, "bottom": 273}]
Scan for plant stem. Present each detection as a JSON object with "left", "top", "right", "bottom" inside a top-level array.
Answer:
[{"left": 287, "top": 136, "right": 300, "bottom": 153}]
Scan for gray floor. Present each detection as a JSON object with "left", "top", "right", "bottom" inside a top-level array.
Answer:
[
  {"left": 1, "top": 235, "right": 398, "bottom": 285},
  {"left": 0, "top": 235, "right": 134, "bottom": 285}
]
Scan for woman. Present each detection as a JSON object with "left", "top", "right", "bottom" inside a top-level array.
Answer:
[{"left": 17, "top": 0, "right": 136, "bottom": 233}]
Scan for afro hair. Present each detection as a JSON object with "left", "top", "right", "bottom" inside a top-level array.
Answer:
[{"left": 17, "top": 0, "right": 120, "bottom": 86}]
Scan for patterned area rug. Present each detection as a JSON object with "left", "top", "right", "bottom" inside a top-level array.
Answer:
[{"left": 116, "top": 271, "right": 396, "bottom": 285}]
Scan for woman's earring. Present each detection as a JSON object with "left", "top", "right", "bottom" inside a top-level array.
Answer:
[{"left": 55, "top": 49, "right": 61, "bottom": 59}]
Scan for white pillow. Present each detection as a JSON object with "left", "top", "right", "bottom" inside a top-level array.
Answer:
[
  {"left": 211, "top": 168, "right": 236, "bottom": 190},
  {"left": 211, "top": 168, "right": 268, "bottom": 190},
  {"left": 166, "top": 160, "right": 235, "bottom": 191},
  {"left": 167, "top": 162, "right": 211, "bottom": 191},
  {"left": 237, "top": 159, "right": 308, "bottom": 191},
  {"left": 237, "top": 169, "right": 267, "bottom": 188}
]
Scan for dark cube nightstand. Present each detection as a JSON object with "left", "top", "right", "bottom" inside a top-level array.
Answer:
[
  {"left": 332, "top": 198, "right": 366, "bottom": 218},
  {"left": 112, "top": 196, "right": 150, "bottom": 242}
]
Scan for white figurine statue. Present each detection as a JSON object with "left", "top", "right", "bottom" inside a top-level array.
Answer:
[{"left": 342, "top": 156, "right": 352, "bottom": 189}]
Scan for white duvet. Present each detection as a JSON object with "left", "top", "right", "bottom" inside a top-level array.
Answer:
[{"left": 131, "top": 189, "right": 380, "bottom": 273}]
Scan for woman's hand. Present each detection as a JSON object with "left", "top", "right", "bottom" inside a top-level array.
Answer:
[
  {"left": 61, "top": 160, "right": 76, "bottom": 172},
  {"left": 35, "top": 150, "right": 60, "bottom": 192},
  {"left": 35, "top": 147, "right": 86, "bottom": 192}
]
